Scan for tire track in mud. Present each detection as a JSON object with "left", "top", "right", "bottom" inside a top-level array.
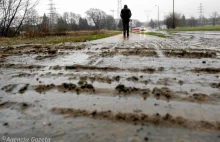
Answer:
[{"left": 89, "top": 43, "right": 119, "bottom": 66}]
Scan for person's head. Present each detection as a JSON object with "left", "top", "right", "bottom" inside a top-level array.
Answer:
[{"left": 124, "top": 5, "right": 128, "bottom": 8}]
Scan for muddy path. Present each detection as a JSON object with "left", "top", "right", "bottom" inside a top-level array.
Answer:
[{"left": 0, "top": 33, "right": 220, "bottom": 141}]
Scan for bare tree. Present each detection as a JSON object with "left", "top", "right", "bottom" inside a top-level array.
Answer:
[
  {"left": 63, "top": 12, "right": 70, "bottom": 24},
  {"left": 210, "top": 12, "right": 219, "bottom": 26},
  {"left": 40, "top": 13, "right": 49, "bottom": 34},
  {"left": 105, "top": 15, "right": 116, "bottom": 30},
  {"left": 21, "top": 8, "right": 40, "bottom": 36},
  {"left": 0, "top": 0, "right": 39, "bottom": 37},
  {"left": 24, "top": 8, "right": 39, "bottom": 26},
  {"left": 63, "top": 12, "right": 79, "bottom": 24},
  {"left": 86, "top": 8, "right": 107, "bottom": 30}
]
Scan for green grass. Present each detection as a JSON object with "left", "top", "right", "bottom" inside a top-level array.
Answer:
[
  {"left": 0, "top": 31, "right": 121, "bottom": 46},
  {"left": 138, "top": 32, "right": 168, "bottom": 38},
  {"left": 167, "top": 25, "right": 220, "bottom": 31}
]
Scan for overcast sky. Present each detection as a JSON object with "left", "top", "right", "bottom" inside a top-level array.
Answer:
[{"left": 36, "top": 0, "right": 220, "bottom": 22}]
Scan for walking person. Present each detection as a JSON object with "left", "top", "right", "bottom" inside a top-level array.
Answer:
[{"left": 120, "top": 5, "right": 132, "bottom": 38}]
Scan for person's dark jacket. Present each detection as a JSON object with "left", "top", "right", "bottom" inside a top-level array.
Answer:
[{"left": 120, "top": 6, "right": 132, "bottom": 23}]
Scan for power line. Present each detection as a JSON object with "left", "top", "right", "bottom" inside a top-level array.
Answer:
[{"left": 198, "top": 3, "right": 204, "bottom": 25}]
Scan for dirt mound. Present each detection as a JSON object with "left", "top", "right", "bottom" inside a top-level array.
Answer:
[
  {"left": 34, "top": 82, "right": 95, "bottom": 94},
  {"left": 193, "top": 68, "right": 220, "bottom": 74},
  {"left": 18, "top": 84, "right": 29, "bottom": 94},
  {"left": 191, "top": 93, "right": 211, "bottom": 102},
  {"left": 35, "top": 84, "right": 56, "bottom": 93},
  {"left": 115, "top": 84, "right": 137, "bottom": 94},
  {"left": 58, "top": 83, "right": 77, "bottom": 91},
  {"left": 0, "top": 63, "right": 44, "bottom": 70},
  {"left": 113, "top": 76, "right": 120, "bottom": 82},
  {"left": 142, "top": 90, "right": 151, "bottom": 100},
  {"left": 121, "top": 49, "right": 157, "bottom": 57},
  {"left": 99, "top": 48, "right": 157, "bottom": 57},
  {"left": 1, "top": 84, "right": 17, "bottom": 92},
  {"left": 35, "top": 55, "right": 56, "bottom": 60},
  {"left": 115, "top": 84, "right": 151, "bottom": 99},
  {"left": 152, "top": 87, "right": 174, "bottom": 100},
  {"left": 210, "top": 82, "right": 220, "bottom": 89},
  {"left": 127, "top": 76, "right": 139, "bottom": 82},
  {"left": 0, "top": 102, "right": 17, "bottom": 109},
  {"left": 50, "top": 65, "right": 62, "bottom": 70},
  {"left": 99, "top": 51, "right": 117, "bottom": 57},
  {"left": 164, "top": 50, "right": 217, "bottom": 58},
  {"left": 64, "top": 64, "right": 158, "bottom": 73},
  {"left": 78, "top": 82, "right": 95, "bottom": 92},
  {"left": 52, "top": 108, "right": 220, "bottom": 131},
  {"left": 12, "top": 73, "right": 32, "bottom": 78}
]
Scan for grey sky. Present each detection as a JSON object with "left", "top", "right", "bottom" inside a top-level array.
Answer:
[{"left": 36, "top": 0, "right": 220, "bottom": 22}]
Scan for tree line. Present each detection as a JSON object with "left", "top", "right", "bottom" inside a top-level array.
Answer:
[
  {"left": 0, "top": 2, "right": 117, "bottom": 37},
  {"left": 2, "top": 1, "right": 218, "bottom": 37},
  {"left": 0, "top": 0, "right": 145, "bottom": 37},
  {"left": 149, "top": 12, "right": 220, "bottom": 29},
  {"left": 0, "top": 0, "right": 143, "bottom": 37}
]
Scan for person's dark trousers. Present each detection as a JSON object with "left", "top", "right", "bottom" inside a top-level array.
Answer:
[{"left": 123, "top": 22, "right": 129, "bottom": 37}]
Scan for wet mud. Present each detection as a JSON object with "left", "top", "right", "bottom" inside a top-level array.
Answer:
[
  {"left": 34, "top": 82, "right": 95, "bottom": 94},
  {"left": 163, "top": 49, "right": 217, "bottom": 58},
  {"left": 1, "top": 82, "right": 213, "bottom": 103},
  {"left": 0, "top": 63, "right": 44, "bottom": 70},
  {"left": 193, "top": 68, "right": 220, "bottom": 74},
  {"left": 51, "top": 64, "right": 161, "bottom": 73},
  {"left": 52, "top": 108, "right": 220, "bottom": 131},
  {"left": 0, "top": 44, "right": 86, "bottom": 58},
  {"left": 152, "top": 87, "right": 174, "bottom": 100},
  {"left": 0, "top": 101, "right": 30, "bottom": 110},
  {"left": 1, "top": 33, "right": 220, "bottom": 141}
]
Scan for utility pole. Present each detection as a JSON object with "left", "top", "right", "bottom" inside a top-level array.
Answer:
[
  {"left": 155, "top": 5, "right": 160, "bottom": 29},
  {"left": 173, "top": 0, "right": 175, "bottom": 29},
  {"left": 110, "top": 10, "right": 115, "bottom": 18},
  {"left": 198, "top": 3, "right": 204, "bottom": 26},
  {"left": 48, "top": 0, "right": 56, "bottom": 30},
  {"left": 117, "top": 0, "right": 122, "bottom": 19}
]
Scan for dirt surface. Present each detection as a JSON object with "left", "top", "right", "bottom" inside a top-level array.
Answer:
[{"left": 0, "top": 33, "right": 220, "bottom": 142}]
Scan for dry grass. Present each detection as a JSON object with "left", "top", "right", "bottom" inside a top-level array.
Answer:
[{"left": 0, "top": 30, "right": 121, "bottom": 46}]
